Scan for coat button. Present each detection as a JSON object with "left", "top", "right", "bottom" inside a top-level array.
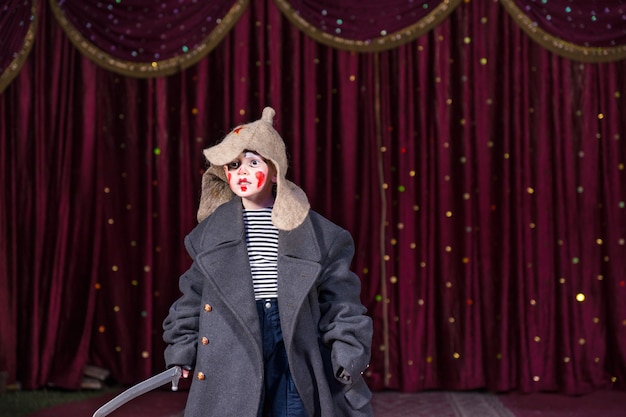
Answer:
[
  {"left": 201, "top": 337, "right": 209, "bottom": 345},
  {"left": 204, "top": 304, "right": 212, "bottom": 312},
  {"left": 197, "top": 372, "right": 205, "bottom": 380}
]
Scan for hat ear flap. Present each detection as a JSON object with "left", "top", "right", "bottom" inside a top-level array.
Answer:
[{"left": 197, "top": 164, "right": 234, "bottom": 222}]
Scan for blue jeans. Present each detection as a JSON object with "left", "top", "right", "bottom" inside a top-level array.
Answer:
[{"left": 256, "top": 299, "right": 307, "bottom": 417}]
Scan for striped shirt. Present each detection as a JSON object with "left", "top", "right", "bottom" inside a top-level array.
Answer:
[{"left": 243, "top": 208, "right": 279, "bottom": 300}]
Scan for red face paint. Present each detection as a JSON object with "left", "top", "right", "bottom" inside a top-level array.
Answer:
[
  {"left": 241, "top": 186, "right": 247, "bottom": 192},
  {"left": 227, "top": 173, "right": 232, "bottom": 182},
  {"left": 255, "top": 171, "right": 266, "bottom": 188}
]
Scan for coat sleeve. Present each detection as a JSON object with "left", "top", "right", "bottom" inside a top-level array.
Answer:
[
  {"left": 162, "top": 234, "right": 204, "bottom": 369},
  {"left": 318, "top": 228, "right": 373, "bottom": 384}
]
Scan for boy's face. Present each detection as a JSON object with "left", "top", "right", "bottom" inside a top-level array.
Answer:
[{"left": 223, "top": 151, "right": 277, "bottom": 209}]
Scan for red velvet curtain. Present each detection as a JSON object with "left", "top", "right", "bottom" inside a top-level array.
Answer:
[{"left": 1, "top": 0, "right": 625, "bottom": 395}]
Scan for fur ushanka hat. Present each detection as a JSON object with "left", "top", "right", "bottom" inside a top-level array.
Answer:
[{"left": 197, "top": 107, "right": 310, "bottom": 231}]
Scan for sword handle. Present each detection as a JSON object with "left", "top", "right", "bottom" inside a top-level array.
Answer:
[{"left": 171, "top": 365, "right": 182, "bottom": 391}]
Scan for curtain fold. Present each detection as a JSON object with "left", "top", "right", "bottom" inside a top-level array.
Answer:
[
  {"left": 1, "top": 2, "right": 104, "bottom": 389},
  {"left": 1, "top": 0, "right": 625, "bottom": 394}
]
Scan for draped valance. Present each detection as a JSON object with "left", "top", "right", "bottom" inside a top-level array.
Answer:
[
  {"left": 272, "top": 0, "right": 462, "bottom": 52},
  {"left": 0, "top": 0, "right": 36, "bottom": 93},
  {"left": 501, "top": 0, "right": 626, "bottom": 62},
  {"left": 2, "top": 0, "right": 626, "bottom": 92},
  {"left": 49, "top": 0, "right": 249, "bottom": 77}
]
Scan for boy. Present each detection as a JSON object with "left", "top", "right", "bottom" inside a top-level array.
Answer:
[{"left": 163, "top": 107, "right": 374, "bottom": 417}]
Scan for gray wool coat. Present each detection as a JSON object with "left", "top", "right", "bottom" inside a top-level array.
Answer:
[{"left": 163, "top": 197, "right": 374, "bottom": 417}]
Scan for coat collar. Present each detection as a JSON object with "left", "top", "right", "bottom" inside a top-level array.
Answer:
[{"left": 200, "top": 197, "right": 322, "bottom": 263}]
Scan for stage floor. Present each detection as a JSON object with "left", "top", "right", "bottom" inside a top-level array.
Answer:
[{"left": 3, "top": 387, "right": 625, "bottom": 417}]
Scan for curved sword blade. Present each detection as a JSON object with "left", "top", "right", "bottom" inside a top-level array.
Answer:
[{"left": 92, "top": 366, "right": 182, "bottom": 417}]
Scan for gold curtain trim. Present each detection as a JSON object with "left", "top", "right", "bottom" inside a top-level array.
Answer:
[
  {"left": 500, "top": 0, "right": 626, "bottom": 63},
  {"left": 272, "top": 0, "right": 463, "bottom": 53},
  {"left": 0, "top": 1, "right": 37, "bottom": 94},
  {"left": 48, "top": 0, "right": 249, "bottom": 78}
]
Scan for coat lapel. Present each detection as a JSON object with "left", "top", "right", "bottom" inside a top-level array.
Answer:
[
  {"left": 194, "top": 199, "right": 260, "bottom": 345},
  {"left": 277, "top": 216, "right": 323, "bottom": 336}
]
